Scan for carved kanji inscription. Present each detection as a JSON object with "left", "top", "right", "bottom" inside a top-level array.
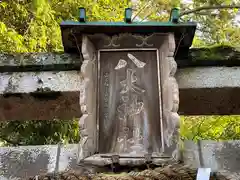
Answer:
[{"left": 99, "top": 51, "right": 162, "bottom": 156}]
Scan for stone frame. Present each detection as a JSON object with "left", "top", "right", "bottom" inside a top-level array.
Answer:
[{"left": 78, "top": 33, "right": 180, "bottom": 166}]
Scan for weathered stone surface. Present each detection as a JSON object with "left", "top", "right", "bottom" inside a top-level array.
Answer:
[
  {"left": 177, "top": 67, "right": 240, "bottom": 89},
  {"left": 183, "top": 140, "right": 240, "bottom": 174},
  {"left": 1, "top": 141, "right": 240, "bottom": 179},
  {"left": 0, "top": 92, "right": 81, "bottom": 121},
  {"left": 0, "top": 71, "right": 81, "bottom": 94},
  {"left": 0, "top": 53, "right": 81, "bottom": 72},
  {"left": 0, "top": 71, "right": 81, "bottom": 121},
  {"left": 179, "top": 87, "right": 240, "bottom": 115},
  {"left": 183, "top": 46, "right": 240, "bottom": 61},
  {"left": 177, "top": 67, "right": 240, "bottom": 115},
  {"left": 2, "top": 67, "right": 240, "bottom": 121},
  {"left": 1, "top": 46, "right": 239, "bottom": 72},
  {"left": 0, "top": 144, "right": 79, "bottom": 180}
]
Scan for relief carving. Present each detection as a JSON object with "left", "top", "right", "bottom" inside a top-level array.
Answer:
[
  {"left": 88, "top": 33, "right": 159, "bottom": 49},
  {"left": 78, "top": 33, "right": 180, "bottom": 165},
  {"left": 132, "top": 34, "right": 154, "bottom": 47},
  {"left": 160, "top": 34, "right": 180, "bottom": 159},
  {"left": 78, "top": 35, "right": 97, "bottom": 163}
]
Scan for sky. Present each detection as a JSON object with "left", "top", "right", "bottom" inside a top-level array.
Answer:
[
  {"left": 132, "top": 0, "right": 240, "bottom": 24},
  {"left": 182, "top": 0, "right": 240, "bottom": 24}
]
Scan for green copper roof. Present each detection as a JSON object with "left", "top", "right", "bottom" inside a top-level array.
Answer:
[
  {"left": 60, "top": 20, "right": 196, "bottom": 27},
  {"left": 60, "top": 8, "right": 197, "bottom": 58}
]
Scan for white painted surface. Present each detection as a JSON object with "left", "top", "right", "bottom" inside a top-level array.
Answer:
[
  {"left": 196, "top": 168, "right": 211, "bottom": 180},
  {"left": 177, "top": 67, "right": 240, "bottom": 88}
]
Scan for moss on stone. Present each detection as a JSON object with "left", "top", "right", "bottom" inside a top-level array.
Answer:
[{"left": 189, "top": 45, "right": 240, "bottom": 61}]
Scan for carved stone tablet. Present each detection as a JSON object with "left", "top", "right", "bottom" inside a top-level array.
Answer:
[{"left": 78, "top": 33, "right": 180, "bottom": 166}]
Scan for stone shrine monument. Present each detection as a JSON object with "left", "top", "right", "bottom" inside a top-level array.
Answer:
[{"left": 60, "top": 8, "right": 196, "bottom": 166}]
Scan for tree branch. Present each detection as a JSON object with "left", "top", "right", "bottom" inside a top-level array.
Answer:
[
  {"left": 180, "top": 5, "right": 240, "bottom": 17},
  {"left": 132, "top": 0, "right": 153, "bottom": 21}
]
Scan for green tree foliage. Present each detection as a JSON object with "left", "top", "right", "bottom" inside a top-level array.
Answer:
[
  {"left": 180, "top": 116, "right": 240, "bottom": 141},
  {"left": 0, "top": 0, "right": 129, "bottom": 53},
  {"left": 134, "top": 0, "right": 240, "bottom": 47},
  {"left": 0, "top": 120, "right": 80, "bottom": 146},
  {"left": 0, "top": 0, "right": 129, "bottom": 146},
  {"left": 0, "top": 0, "right": 239, "bottom": 146}
]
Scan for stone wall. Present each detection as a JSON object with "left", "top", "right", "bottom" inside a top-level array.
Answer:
[
  {"left": 1, "top": 141, "right": 240, "bottom": 179},
  {"left": 0, "top": 144, "right": 79, "bottom": 179}
]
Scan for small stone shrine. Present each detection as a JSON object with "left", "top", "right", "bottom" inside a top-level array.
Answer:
[{"left": 60, "top": 7, "right": 196, "bottom": 166}]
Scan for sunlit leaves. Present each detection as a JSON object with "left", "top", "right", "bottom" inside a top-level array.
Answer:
[
  {"left": 180, "top": 116, "right": 240, "bottom": 141},
  {"left": 134, "top": 0, "right": 240, "bottom": 47},
  {"left": 0, "top": 120, "right": 80, "bottom": 146},
  {"left": 0, "top": 0, "right": 128, "bottom": 146}
]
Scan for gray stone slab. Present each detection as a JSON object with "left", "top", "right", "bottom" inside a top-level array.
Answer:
[
  {"left": 0, "top": 71, "right": 81, "bottom": 94},
  {"left": 0, "top": 71, "right": 81, "bottom": 121},
  {"left": 0, "top": 53, "right": 81, "bottom": 72},
  {"left": 177, "top": 67, "right": 240, "bottom": 89},
  {"left": 0, "top": 145, "right": 58, "bottom": 179},
  {"left": 177, "top": 66, "right": 240, "bottom": 115},
  {"left": 183, "top": 140, "right": 240, "bottom": 172},
  {"left": 1, "top": 67, "right": 240, "bottom": 120},
  {"left": 1, "top": 141, "right": 240, "bottom": 179},
  {"left": 0, "top": 144, "right": 79, "bottom": 180}
]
